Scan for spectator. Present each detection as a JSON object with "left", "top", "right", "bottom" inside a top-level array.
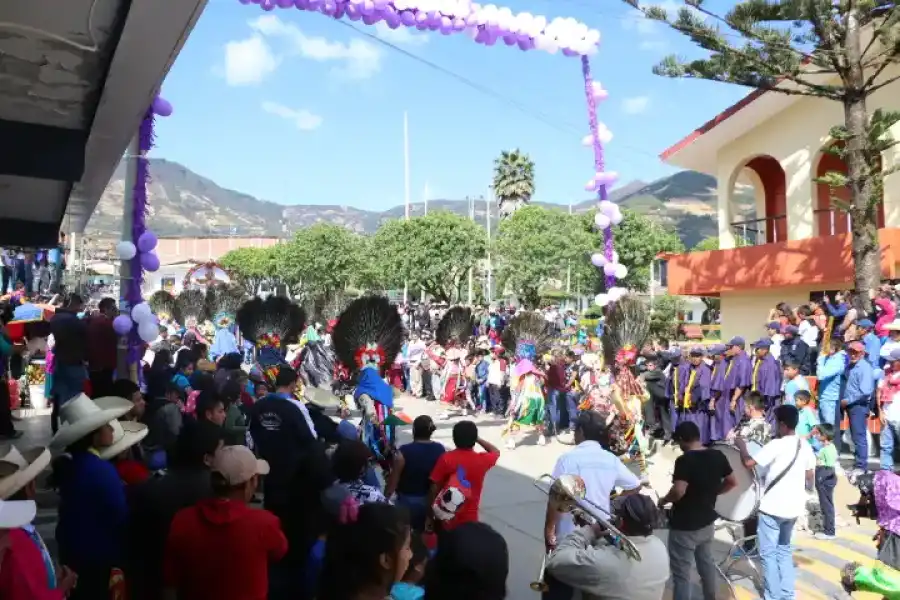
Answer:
[
  {"left": 844, "top": 340, "right": 876, "bottom": 479},
  {"left": 385, "top": 415, "right": 446, "bottom": 530},
  {"left": 780, "top": 326, "right": 811, "bottom": 375}
]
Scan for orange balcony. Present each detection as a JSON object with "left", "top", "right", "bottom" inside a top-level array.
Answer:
[{"left": 664, "top": 228, "right": 900, "bottom": 296}]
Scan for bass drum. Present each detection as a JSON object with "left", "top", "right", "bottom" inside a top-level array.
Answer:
[{"left": 712, "top": 441, "right": 762, "bottom": 522}]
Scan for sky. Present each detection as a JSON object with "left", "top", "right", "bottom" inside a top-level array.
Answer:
[{"left": 152, "top": 0, "right": 752, "bottom": 211}]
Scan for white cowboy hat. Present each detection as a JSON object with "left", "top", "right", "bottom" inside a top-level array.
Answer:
[
  {"left": 0, "top": 446, "right": 51, "bottom": 499},
  {"left": 97, "top": 420, "right": 149, "bottom": 461},
  {"left": 884, "top": 319, "right": 900, "bottom": 331},
  {"left": 0, "top": 462, "right": 35, "bottom": 527},
  {"left": 50, "top": 394, "right": 134, "bottom": 450}
]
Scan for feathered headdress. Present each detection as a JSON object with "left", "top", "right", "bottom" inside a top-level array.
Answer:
[
  {"left": 501, "top": 312, "right": 553, "bottom": 363},
  {"left": 148, "top": 290, "right": 179, "bottom": 324},
  {"left": 332, "top": 296, "right": 404, "bottom": 375},
  {"left": 435, "top": 307, "right": 473, "bottom": 349},
  {"left": 206, "top": 283, "right": 246, "bottom": 330},
  {"left": 601, "top": 294, "right": 649, "bottom": 368},
  {"left": 175, "top": 289, "right": 207, "bottom": 328},
  {"left": 236, "top": 295, "right": 306, "bottom": 351}
]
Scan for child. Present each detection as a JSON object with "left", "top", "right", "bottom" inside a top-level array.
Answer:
[
  {"left": 390, "top": 535, "right": 428, "bottom": 600},
  {"left": 782, "top": 360, "right": 809, "bottom": 406},
  {"left": 813, "top": 424, "right": 838, "bottom": 540},
  {"left": 795, "top": 390, "right": 820, "bottom": 444},
  {"left": 729, "top": 391, "right": 770, "bottom": 447}
]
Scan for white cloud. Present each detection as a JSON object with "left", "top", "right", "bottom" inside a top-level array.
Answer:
[
  {"left": 373, "top": 22, "right": 429, "bottom": 46},
  {"left": 224, "top": 36, "right": 279, "bottom": 86},
  {"left": 622, "top": 96, "right": 651, "bottom": 115},
  {"left": 249, "top": 14, "right": 382, "bottom": 80},
  {"left": 261, "top": 101, "right": 323, "bottom": 130},
  {"left": 622, "top": 1, "right": 705, "bottom": 51}
]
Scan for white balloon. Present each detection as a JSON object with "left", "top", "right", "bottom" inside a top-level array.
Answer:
[
  {"left": 116, "top": 241, "right": 137, "bottom": 261},
  {"left": 138, "top": 320, "right": 159, "bottom": 344},
  {"left": 612, "top": 251, "right": 620, "bottom": 264},
  {"left": 131, "top": 302, "right": 153, "bottom": 324},
  {"left": 594, "top": 213, "right": 611, "bottom": 229},
  {"left": 543, "top": 39, "right": 559, "bottom": 54},
  {"left": 598, "top": 200, "right": 615, "bottom": 216},
  {"left": 596, "top": 124, "right": 613, "bottom": 144},
  {"left": 582, "top": 134, "right": 594, "bottom": 146},
  {"left": 608, "top": 287, "right": 627, "bottom": 300},
  {"left": 610, "top": 209, "right": 624, "bottom": 225},
  {"left": 594, "top": 293, "right": 609, "bottom": 307},
  {"left": 614, "top": 263, "right": 628, "bottom": 279},
  {"left": 586, "top": 28, "right": 601, "bottom": 44}
]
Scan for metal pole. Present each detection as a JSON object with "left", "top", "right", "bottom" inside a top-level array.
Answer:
[
  {"left": 468, "top": 196, "right": 474, "bottom": 306},
  {"left": 566, "top": 202, "right": 572, "bottom": 297},
  {"left": 403, "top": 111, "right": 410, "bottom": 304},
  {"left": 118, "top": 135, "right": 139, "bottom": 377},
  {"left": 649, "top": 260, "right": 655, "bottom": 313},
  {"left": 421, "top": 182, "right": 428, "bottom": 303},
  {"left": 486, "top": 191, "right": 493, "bottom": 305}
]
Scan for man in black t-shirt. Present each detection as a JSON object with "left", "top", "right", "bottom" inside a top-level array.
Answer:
[{"left": 658, "top": 421, "right": 737, "bottom": 600}]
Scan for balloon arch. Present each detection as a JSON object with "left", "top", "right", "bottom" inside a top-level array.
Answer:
[
  {"left": 116, "top": 0, "right": 628, "bottom": 368},
  {"left": 183, "top": 260, "right": 234, "bottom": 289}
]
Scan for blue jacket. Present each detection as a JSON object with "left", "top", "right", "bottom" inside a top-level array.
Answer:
[
  {"left": 816, "top": 351, "right": 846, "bottom": 420},
  {"left": 845, "top": 358, "right": 875, "bottom": 408}
]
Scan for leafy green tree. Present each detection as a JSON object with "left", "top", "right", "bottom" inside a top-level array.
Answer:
[
  {"left": 572, "top": 209, "right": 685, "bottom": 293},
  {"left": 626, "top": 0, "right": 900, "bottom": 309},
  {"left": 371, "top": 211, "right": 487, "bottom": 303},
  {"left": 650, "top": 294, "right": 687, "bottom": 340},
  {"left": 219, "top": 246, "right": 278, "bottom": 295},
  {"left": 492, "top": 149, "right": 535, "bottom": 218},
  {"left": 493, "top": 205, "right": 594, "bottom": 308}
]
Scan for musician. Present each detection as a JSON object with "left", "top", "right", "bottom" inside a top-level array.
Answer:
[
  {"left": 658, "top": 421, "right": 737, "bottom": 600},
  {"left": 543, "top": 411, "right": 641, "bottom": 600},
  {"left": 750, "top": 338, "right": 783, "bottom": 426},
  {"left": 722, "top": 337, "right": 752, "bottom": 439},
  {"left": 677, "top": 347, "right": 712, "bottom": 445},
  {"left": 707, "top": 345, "right": 728, "bottom": 443},
  {"left": 664, "top": 349, "right": 686, "bottom": 432},
  {"left": 546, "top": 494, "right": 668, "bottom": 600}
]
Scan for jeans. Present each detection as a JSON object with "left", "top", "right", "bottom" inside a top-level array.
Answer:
[
  {"left": 815, "top": 466, "right": 836, "bottom": 535},
  {"left": 52, "top": 364, "right": 87, "bottom": 405},
  {"left": 758, "top": 511, "right": 797, "bottom": 600},
  {"left": 396, "top": 494, "right": 428, "bottom": 531},
  {"left": 546, "top": 389, "right": 565, "bottom": 435},
  {"left": 668, "top": 524, "right": 718, "bottom": 600},
  {"left": 882, "top": 420, "right": 900, "bottom": 470},
  {"left": 847, "top": 403, "right": 869, "bottom": 470},
  {"left": 558, "top": 392, "right": 579, "bottom": 431}
]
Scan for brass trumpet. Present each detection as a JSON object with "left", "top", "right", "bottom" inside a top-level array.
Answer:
[
  {"left": 530, "top": 553, "right": 550, "bottom": 592},
  {"left": 532, "top": 473, "right": 643, "bottom": 562}
]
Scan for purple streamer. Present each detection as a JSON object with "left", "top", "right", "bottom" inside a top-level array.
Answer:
[
  {"left": 580, "top": 55, "right": 615, "bottom": 290},
  {"left": 125, "top": 108, "right": 155, "bottom": 371}
]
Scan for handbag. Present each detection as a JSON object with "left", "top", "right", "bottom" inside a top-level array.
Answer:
[{"left": 764, "top": 437, "right": 802, "bottom": 494}]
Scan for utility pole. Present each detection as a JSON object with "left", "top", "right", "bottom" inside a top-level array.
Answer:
[
  {"left": 467, "top": 196, "right": 475, "bottom": 306},
  {"left": 566, "top": 201, "right": 572, "bottom": 299},
  {"left": 403, "top": 111, "right": 410, "bottom": 304},
  {"left": 117, "top": 135, "right": 139, "bottom": 378},
  {"left": 486, "top": 191, "right": 493, "bottom": 305}
]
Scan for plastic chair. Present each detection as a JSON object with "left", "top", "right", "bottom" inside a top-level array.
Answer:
[{"left": 716, "top": 521, "right": 764, "bottom": 598}]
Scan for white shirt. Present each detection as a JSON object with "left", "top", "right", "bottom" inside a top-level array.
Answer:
[
  {"left": 488, "top": 358, "right": 505, "bottom": 386},
  {"left": 754, "top": 434, "right": 815, "bottom": 519},
  {"left": 798, "top": 320, "right": 819, "bottom": 347},
  {"left": 551, "top": 441, "right": 641, "bottom": 537},
  {"left": 407, "top": 341, "right": 426, "bottom": 365},
  {"left": 770, "top": 334, "right": 784, "bottom": 360}
]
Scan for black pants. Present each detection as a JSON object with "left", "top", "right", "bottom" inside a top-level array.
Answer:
[
  {"left": 655, "top": 397, "right": 673, "bottom": 439},
  {"left": 68, "top": 564, "right": 113, "bottom": 600},
  {"left": 0, "top": 378, "right": 15, "bottom": 436},
  {"left": 51, "top": 394, "right": 60, "bottom": 434},
  {"left": 422, "top": 370, "right": 434, "bottom": 401},
  {"left": 89, "top": 368, "right": 115, "bottom": 399},
  {"left": 0, "top": 267, "right": 10, "bottom": 293},
  {"left": 816, "top": 465, "right": 837, "bottom": 535},
  {"left": 488, "top": 384, "right": 506, "bottom": 415},
  {"left": 542, "top": 571, "right": 575, "bottom": 600}
]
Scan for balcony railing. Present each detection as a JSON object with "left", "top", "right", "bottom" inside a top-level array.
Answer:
[
  {"left": 730, "top": 214, "right": 787, "bottom": 246},
  {"left": 813, "top": 208, "right": 851, "bottom": 237}
]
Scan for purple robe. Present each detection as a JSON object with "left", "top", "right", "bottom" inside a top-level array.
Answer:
[
  {"left": 752, "top": 353, "right": 783, "bottom": 425},
  {"left": 722, "top": 351, "right": 752, "bottom": 437},
  {"left": 666, "top": 360, "right": 686, "bottom": 429},
  {"left": 709, "top": 358, "right": 728, "bottom": 442},
  {"left": 679, "top": 362, "right": 712, "bottom": 444}
]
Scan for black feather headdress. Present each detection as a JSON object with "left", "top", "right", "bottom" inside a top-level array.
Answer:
[
  {"left": 502, "top": 311, "right": 553, "bottom": 362},
  {"left": 148, "top": 290, "right": 179, "bottom": 323},
  {"left": 435, "top": 306, "right": 473, "bottom": 348},
  {"left": 601, "top": 294, "right": 649, "bottom": 368},
  {"left": 236, "top": 295, "right": 306, "bottom": 349},
  {"left": 332, "top": 296, "right": 404, "bottom": 374},
  {"left": 175, "top": 289, "right": 207, "bottom": 328},
  {"left": 206, "top": 283, "right": 246, "bottom": 329}
]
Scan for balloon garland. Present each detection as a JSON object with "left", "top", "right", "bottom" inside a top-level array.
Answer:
[{"left": 114, "top": 95, "right": 173, "bottom": 367}]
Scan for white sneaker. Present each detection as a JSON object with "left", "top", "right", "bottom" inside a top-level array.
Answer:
[
  {"left": 505, "top": 437, "right": 517, "bottom": 450},
  {"left": 538, "top": 434, "right": 547, "bottom": 446},
  {"left": 438, "top": 412, "right": 450, "bottom": 421},
  {"left": 814, "top": 532, "right": 836, "bottom": 540}
]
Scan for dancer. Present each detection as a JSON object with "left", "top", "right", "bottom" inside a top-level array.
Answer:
[
  {"left": 501, "top": 312, "right": 552, "bottom": 449},
  {"left": 332, "top": 296, "right": 405, "bottom": 472},
  {"left": 175, "top": 289, "right": 209, "bottom": 347},
  {"left": 148, "top": 290, "right": 180, "bottom": 335},
  {"left": 236, "top": 295, "right": 306, "bottom": 393},
  {"left": 435, "top": 307, "right": 474, "bottom": 420},
  {"left": 206, "top": 283, "right": 244, "bottom": 361}
]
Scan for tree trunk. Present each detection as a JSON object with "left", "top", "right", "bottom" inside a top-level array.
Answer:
[{"left": 844, "top": 10, "right": 879, "bottom": 314}]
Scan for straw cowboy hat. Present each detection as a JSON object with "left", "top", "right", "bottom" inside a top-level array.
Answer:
[
  {"left": 50, "top": 394, "right": 134, "bottom": 450},
  {"left": 92, "top": 396, "right": 149, "bottom": 460},
  {"left": 0, "top": 462, "right": 36, "bottom": 528},
  {"left": 884, "top": 319, "right": 900, "bottom": 331},
  {"left": 0, "top": 445, "right": 51, "bottom": 499}
]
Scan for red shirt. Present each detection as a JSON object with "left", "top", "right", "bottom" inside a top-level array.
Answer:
[
  {"left": 430, "top": 448, "right": 499, "bottom": 529},
  {"left": 546, "top": 362, "right": 568, "bottom": 392},
  {"left": 85, "top": 314, "right": 118, "bottom": 370},
  {"left": 164, "top": 498, "right": 287, "bottom": 600}
]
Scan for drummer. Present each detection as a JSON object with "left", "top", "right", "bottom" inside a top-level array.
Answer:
[{"left": 658, "top": 421, "right": 737, "bottom": 600}]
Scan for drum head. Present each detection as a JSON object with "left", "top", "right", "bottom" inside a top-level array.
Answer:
[{"left": 711, "top": 442, "right": 760, "bottom": 522}]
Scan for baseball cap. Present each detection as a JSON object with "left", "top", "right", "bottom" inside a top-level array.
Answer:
[
  {"left": 752, "top": 338, "right": 772, "bottom": 348},
  {"left": 211, "top": 445, "right": 269, "bottom": 486},
  {"left": 689, "top": 346, "right": 706, "bottom": 356},
  {"left": 784, "top": 325, "right": 799, "bottom": 335},
  {"left": 766, "top": 321, "right": 781, "bottom": 331},
  {"left": 726, "top": 336, "right": 745, "bottom": 347},
  {"left": 857, "top": 319, "right": 874, "bottom": 329},
  {"left": 847, "top": 341, "right": 866, "bottom": 354},
  {"left": 708, "top": 344, "right": 726, "bottom": 356}
]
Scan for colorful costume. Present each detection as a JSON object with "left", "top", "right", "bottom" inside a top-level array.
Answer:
[
  {"left": 501, "top": 312, "right": 552, "bottom": 449},
  {"left": 205, "top": 283, "right": 245, "bottom": 360},
  {"left": 236, "top": 295, "right": 306, "bottom": 391},
  {"left": 842, "top": 562, "right": 900, "bottom": 598},
  {"left": 175, "top": 289, "right": 209, "bottom": 347},
  {"left": 148, "top": 290, "right": 180, "bottom": 333},
  {"left": 332, "top": 296, "right": 404, "bottom": 470},
  {"left": 435, "top": 307, "right": 474, "bottom": 418}
]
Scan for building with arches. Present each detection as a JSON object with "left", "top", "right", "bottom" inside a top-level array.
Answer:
[{"left": 659, "top": 70, "right": 900, "bottom": 345}]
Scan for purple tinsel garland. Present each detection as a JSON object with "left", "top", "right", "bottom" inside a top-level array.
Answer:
[
  {"left": 125, "top": 108, "right": 155, "bottom": 372},
  {"left": 580, "top": 55, "right": 615, "bottom": 291}
]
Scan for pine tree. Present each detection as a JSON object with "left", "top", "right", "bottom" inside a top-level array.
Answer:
[{"left": 627, "top": 0, "right": 900, "bottom": 308}]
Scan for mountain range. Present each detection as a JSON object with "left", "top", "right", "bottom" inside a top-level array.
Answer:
[{"left": 86, "top": 158, "right": 749, "bottom": 249}]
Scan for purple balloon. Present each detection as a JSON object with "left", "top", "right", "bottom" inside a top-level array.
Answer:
[
  {"left": 517, "top": 37, "right": 535, "bottom": 51},
  {"left": 503, "top": 34, "right": 517, "bottom": 45},
  {"left": 113, "top": 315, "right": 133, "bottom": 336},
  {"left": 346, "top": 5, "right": 361, "bottom": 19},
  {"left": 261, "top": 0, "right": 276, "bottom": 10},
  {"left": 562, "top": 48, "right": 579, "bottom": 57},
  {"left": 141, "top": 252, "right": 161, "bottom": 273},
  {"left": 277, "top": 0, "right": 293, "bottom": 7},
  {"left": 137, "top": 230, "right": 158, "bottom": 253},
  {"left": 362, "top": 12, "right": 379, "bottom": 24},
  {"left": 239, "top": 0, "right": 252, "bottom": 5},
  {"left": 333, "top": 4, "right": 346, "bottom": 18},
  {"left": 151, "top": 96, "right": 172, "bottom": 117},
  {"left": 399, "top": 10, "right": 416, "bottom": 25},
  {"left": 452, "top": 17, "right": 467, "bottom": 31}
]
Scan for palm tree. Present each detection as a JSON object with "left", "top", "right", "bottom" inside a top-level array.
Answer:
[{"left": 492, "top": 149, "right": 535, "bottom": 218}]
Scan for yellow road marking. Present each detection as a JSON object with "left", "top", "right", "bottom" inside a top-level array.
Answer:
[
  {"left": 792, "top": 551, "right": 883, "bottom": 600},
  {"left": 838, "top": 530, "right": 880, "bottom": 549},
  {"left": 794, "top": 536, "right": 878, "bottom": 566}
]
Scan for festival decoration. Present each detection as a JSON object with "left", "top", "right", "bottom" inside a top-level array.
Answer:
[
  {"left": 237, "top": 295, "right": 306, "bottom": 388},
  {"left": 116, "top": 241, "right": 137, "bottom": 261},
  {"left": 183, "top": 260, "right": 234, "bottom": 289},
  {"left": 245, "top": 0, "right": 601, "bottom": 57},
  {"left": 113, "top": 315, "right": 134, "bottom": 336}
]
